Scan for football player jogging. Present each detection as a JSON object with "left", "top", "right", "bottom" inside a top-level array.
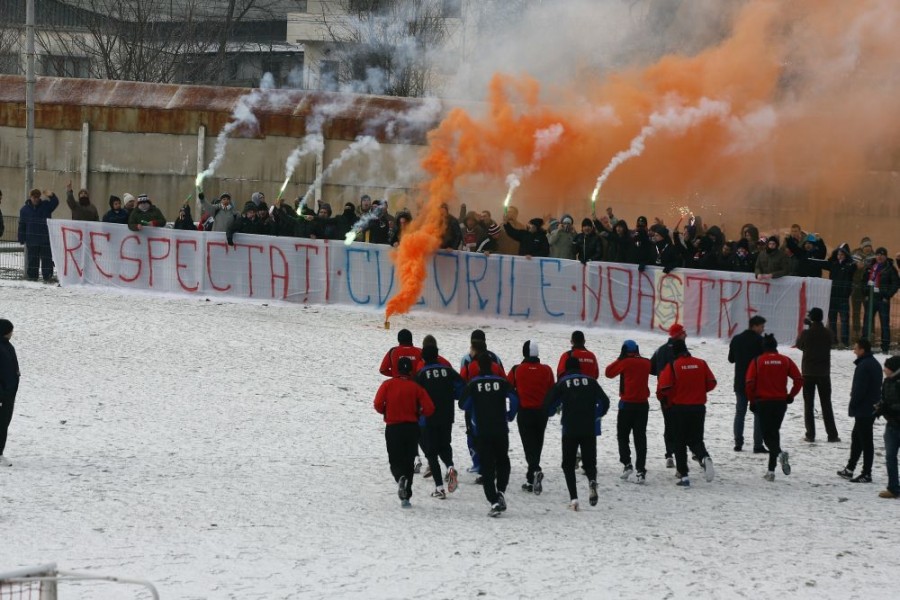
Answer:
[
  {"left": 605, "top": 340, "right": 652, "bottom": 483},
  {"left": 507, "top": 340, "right": 555, "bottom": 494},
  {"left": 651, "top": 323, "right": 688, "bottom": 469},
  {"left": 459, "top": 353, "right": 519, "bottom": 517},
  {"left": 373, "top": 357, "right": 435, "bottom": 508},
  {"left": 744, "top": 334, "right": 803, "bottom": 482},
  {"left": 656, "top": 339, "right": 717, "bottom": 488},
  {"left": 416, "top": 345, "right": 465, "bottom": 498},
  {"left": 544, "top": 357, "right": 611, "bottom": 510}
]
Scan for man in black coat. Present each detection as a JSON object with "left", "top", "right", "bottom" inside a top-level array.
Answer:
[
  {"left": 573, "top": 218, "right": 602, "bottom": 264},
  {"left": 728, "top": 316, "right": 767, "bottom": 452},
  {"left": 862, "top": 248, "right": 900, "bottom": 354},
  {"left": 0, "top": 319, "right": 20, "bottom": 467},
  {"left": 503, "top": 217, "right": 550, "bottom": 258},
  {"left": 796, "top": 308, "right": 840, "bottom": 443},
  {"left": 838, "top": 339, "right": 883, "bottom": 483}
]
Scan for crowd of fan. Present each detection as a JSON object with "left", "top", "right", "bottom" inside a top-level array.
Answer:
[{"left": 7, "top": 184, "right": 899, "bottom": 352}]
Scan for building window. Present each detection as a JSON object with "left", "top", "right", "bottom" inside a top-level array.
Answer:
[
  {"left": 40, "top": 55, "right": 90, "bottom": 78},
  {"left": 442, "top": 0, "right": 462, "bottom": 18},
  {"left": 0, "top": 53, "right": 20, "bottom": 74},
  {"left": 320, "top": 59, "right": 338, "bottom": 91}
]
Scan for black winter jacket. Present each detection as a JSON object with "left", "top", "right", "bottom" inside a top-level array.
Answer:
[{"left": 850, "top": 353, "right": 883, "bottom": 418}]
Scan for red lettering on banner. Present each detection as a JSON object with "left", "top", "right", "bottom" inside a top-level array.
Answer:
[
  {"left": 717, "top": 279, "right": 743, "bottom": 338},
  {"left": 60, "top": 226, "right": 84, "bottom": 277},
  {"left": 147, "top": 237, "right": 171, "bottom": 288},
  {"left": 206, "top": 241, "right": 232, "bottom": 292},
  {"left": 294, "top": 242, "right": 321, "bottom": 296},
  {"left": 606, "top": 266, "right": 633, "bottom": 322},
  {"left": 175, "top": 239, "right": 199, "bottom": 292},
  {"left": 657, "top": 273, "right": 682, "bottom": 332},
  {"left": 746, "top": 280, "right": 770, "bottom": 324},
  {"left": 88, "top": 231, "right": 112, "bottom": 279},
  {"left": 581, "top": 263, "right": 603, "bottom": 323},
  {"left": 235, "top": 243, "right": 265, "bottom": 297},
  {"left": 270, "top": 245, "right": 289, "bottom": 299},
  {"left": 686, "top": 275, "right": 716, "bottom": 335},
  {"left": 119, "top": 235, "right": 143, "bottom": 283},
  {"left": 797, "top": 280, "right": 808, "bottom": 338},
  {"left": 325, "top": 242, "right": 331, "bottom": 302},
  {"left": 636, "top": 271, "right": 656, "bottom": 328}
]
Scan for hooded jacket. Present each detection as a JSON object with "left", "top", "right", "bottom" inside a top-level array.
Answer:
[
  {"left": 504, "top": 222, "right": 550, "bottom": 257},
  {"left": 102, "top": 196, "right": 130, "bottom": 225},
  {"left": 66, "top": 190, "right": 99, "bottom": 221},
  {"left": 199, "top": 194, "right": 239, "bottom": 233}
]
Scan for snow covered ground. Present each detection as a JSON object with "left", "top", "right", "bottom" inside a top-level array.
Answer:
[{"left": 0, "top": 281, "right": 897, "bottom": 599}]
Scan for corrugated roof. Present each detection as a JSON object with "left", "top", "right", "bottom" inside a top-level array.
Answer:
[{"left": 0, "top": 74, "right": 439, "bottom": 144}]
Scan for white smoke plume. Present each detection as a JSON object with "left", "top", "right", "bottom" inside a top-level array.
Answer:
[
  {"left": 503, "top": 123, "right": 565, "bottom": 209},
  {"left": 279, "top": 134, "right": 325, "bottom": 200},
  {"left": 590, "top": 98, "right": 731, "bottom": 205},
  {"left": 196, "top": 73, "right": 276, "bottom": 188},
  {"left": 298, "top": 135, "right": 381, "bottom": 211}
]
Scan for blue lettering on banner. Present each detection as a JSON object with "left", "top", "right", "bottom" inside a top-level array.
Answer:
[
  {"left": 373, "top": 248, "right": 395, "bottom": 307},
  {"left": 508, "top": 256, "right": 531, "bottom": 319},
  {"left": 433, "top": 251, "right": 459, "bottom": 307},
  {"left": 465, "top": 253, "right": 490, "bottom": 311},
  {"left": 539, "top": 258, "right": 564, "bottom": 318},
  {"left": 346, "top": 247, "right": 372, "bottom": 304},
  {"left": 495, "top": 255, "right": 504, "bottom": 316}
]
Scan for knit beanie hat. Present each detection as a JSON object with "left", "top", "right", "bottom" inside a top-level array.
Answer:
[
  {"left": 581, "top": 218, "right": 593, "bottom": 228},
  {"left": 522, "top": 340, "right": 539, "bottom": 358}
]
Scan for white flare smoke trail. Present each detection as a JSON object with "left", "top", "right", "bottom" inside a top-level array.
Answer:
[
  {"left": 298, "top": 136, "right": 381, "bottom": 212},
  {"left": 502, "top": 123, "right": 565, "bottom": 211},
  {"left": 589, "top": 98, "right": 731, "bottom": 207},
  {"left": 279, "top": 134, "right": 325, "bottom": 200}
]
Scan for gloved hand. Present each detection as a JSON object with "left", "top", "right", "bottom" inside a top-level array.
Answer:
[
  {"left": 638, "top": 263, "right": 646, "bottom": 273},
  {"left": 663, "top": 266, "right": 674, "bottom": 274},
  {"left": 198, "top": 192, "right": 205, "bottom": 201},
  {"left": 749, "top": 402, "right": 757, "bottom": 413},
  {"left": 787, "top": 395, "right": 795, "bottom": 404}
]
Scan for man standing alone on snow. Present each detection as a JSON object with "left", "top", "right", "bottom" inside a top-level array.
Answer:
[
  {"left": 796, "top": 308, "right": 841, "bottom": 443},
  {"left": 0, "top": 319, "right": 20, "bottom": 467},
  {"left": 729, "top": 316, "right": 767, "bottom": 453},
  {"left": 373, "top": 357, "right": 434, "bottom": 508},
  {"left": 838, "top": 339, "right": 883, "bottom": 483},
  {"left": 745, "top": 334, "right": 803, "bottom": 482}
]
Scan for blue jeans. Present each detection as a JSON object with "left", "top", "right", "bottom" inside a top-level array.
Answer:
[
  {"left": 885, "top": 423, "right": 900, "bottom": 495},
  {"left": 734, "top": 391, "right": 762, "bottom": 448}
]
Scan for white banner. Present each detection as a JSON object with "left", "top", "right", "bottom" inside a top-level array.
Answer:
[{"left": 48, "top": 220, "right": 831, "bottom": 342}]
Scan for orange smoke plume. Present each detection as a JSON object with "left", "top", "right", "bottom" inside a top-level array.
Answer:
[{"left": 386, "top": 0, "right": 900, "bottom": 320}]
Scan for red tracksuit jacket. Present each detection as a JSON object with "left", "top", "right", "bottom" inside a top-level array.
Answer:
[
  {"left": 745, "top": 351, "right": 803, "bottom": 405},
  {"left": 656, "top": 355, "right": 717, "bottom": 407},
  {"left": 605, "top": 356, "right": 652, "bottom": 403},
  {"left": 507, "top": 359, "right": 556, "bottom": 410},
  {"left": 557, "top": 348, "right": 600, "bottom": 380},
  {"left": 379, "top": 344, "right": 423, "bottom": 377},
  {"left": 373, "top": 376, "right": 435, "bottom": 425}
]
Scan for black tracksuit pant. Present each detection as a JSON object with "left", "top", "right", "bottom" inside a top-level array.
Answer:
[
  {"left": 478, "top": 435, "right": 510, "bottom": 505},
  {"left": 423, "top": 419, "right": 454, "bottom": 488},
  {"left": 847, "top": 415, "right": 876, "bottom": 476},
  {"left": 670, "top": 407, "right": 709, "bottom": 477},
  {"left": 385, "top": 422, "right": 419, "bottom": 498},
  {"left": 756, "top": 401, "right": 788, "bottom": 472},
  {"left": 617, "top": 404, "right": 649, "bottom": 473},
  {"left": 0, "top": 395, "right": 15, "bottom": 455},
  {"left": 562, "top": 435, "right": 597, "bottom": 500},
  {"left": 802, "top": 376, "right": 839, "bottom": 441},
  {"left": 517, "top": 408, "right": 548, "bottom": 484}
]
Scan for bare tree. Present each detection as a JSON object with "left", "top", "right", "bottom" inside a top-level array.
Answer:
[
  {"left": 0, "top": 26, "right": 22, "bottom": 74},
  {"left": 34, "top": 0, "right": 285, "bottom": 83},
  {"left": 321, "top": 0, "right": 452, "bottom": 97}
]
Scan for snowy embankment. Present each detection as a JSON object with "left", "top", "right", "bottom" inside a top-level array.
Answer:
[{"left": 0, "top": 281, "right": 895, "bottom": 599}]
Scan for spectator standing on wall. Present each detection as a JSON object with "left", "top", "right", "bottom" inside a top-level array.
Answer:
[
  {"left": 18, "top": 188, "right": 59, "bottom": 282},
  {"left": 755, "top": 236, "right": 789, "bottom": 280},
  {"left": 503, "top": 217, "right": 550, "bottom": 258},
  {"left": 862, "top": 247, "right": 899, "bottom": 354},
  {"left": 65, "top": 181, "right": 99, "bottom": 221},
  {"left": 850, "top": 238, "right": 876, "bottom": 341},
  {"left": 548, "top": 215, "right": 576, "bottom": 260},
  {"left": 573, "top": 218, "right": 602, "bottom": 264},
  {"left": 173, "top": 204, "right": 196, "bottom": 231},
  {"left": 821, "top": 244, "right": 857, "bottom": 347}
]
